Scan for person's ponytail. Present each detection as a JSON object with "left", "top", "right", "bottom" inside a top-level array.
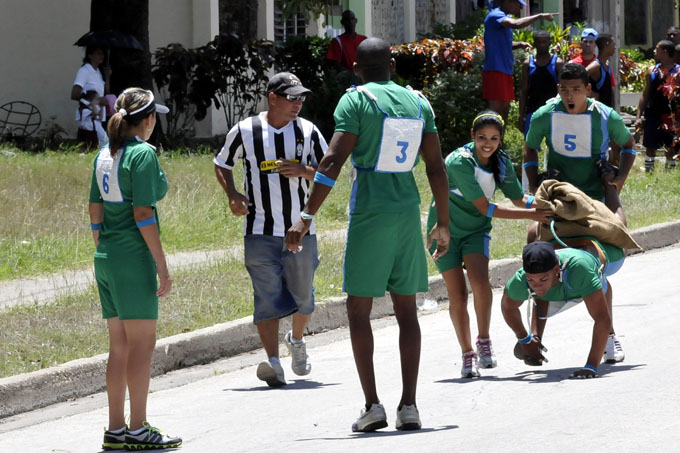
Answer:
[{"left": 107, "top": 112, "right": 126, "bottom": 156}]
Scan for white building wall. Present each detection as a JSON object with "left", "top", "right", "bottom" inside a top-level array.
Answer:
[
  {"left": 0, "top": 0, "right": 90, "bottom": 138},
  {"left": 0, "top": 0, "right": 221, "bottom": 140}
]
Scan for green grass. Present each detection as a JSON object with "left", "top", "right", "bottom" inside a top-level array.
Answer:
[
  {"left": 1, "top": 149, "right": 679, "bottom": 377},
  {"left": 0, "top": 235, "right": 350, "bottom": 378},
  {"left": 0, "top": 149, "right": 355, "bottom": 280}
]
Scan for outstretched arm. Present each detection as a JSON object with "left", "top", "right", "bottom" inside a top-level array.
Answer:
[{"left": 284, "top": 131, "right": 357, "bottom": 251}]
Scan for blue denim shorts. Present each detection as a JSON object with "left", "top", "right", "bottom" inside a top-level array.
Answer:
[{"left": 244, "top": 234, "right": 319, "bottom": 324}]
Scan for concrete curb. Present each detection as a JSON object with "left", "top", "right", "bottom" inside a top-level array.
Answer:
[{"left": 1, "top": 220, "right": 678, "bottom": 419}]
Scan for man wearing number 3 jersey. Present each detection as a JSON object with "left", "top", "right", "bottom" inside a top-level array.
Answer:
[
  {"left": 285, "top": 37, "right": 450, "bottom": 433},
  {"left": 524, "top": 63, "right": 636, "bottom": 225}
]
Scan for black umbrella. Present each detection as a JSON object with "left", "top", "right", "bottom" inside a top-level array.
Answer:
[{"left": 74, "top": 30, "right": 144, "bottom": 50}]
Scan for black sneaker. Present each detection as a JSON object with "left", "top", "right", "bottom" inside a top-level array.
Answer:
[
  {"left": 102, "top": 426, "right": 127, "bottom": 451},
  {"left": 124, "top": 422, "right": 182, "bottom": 450}
]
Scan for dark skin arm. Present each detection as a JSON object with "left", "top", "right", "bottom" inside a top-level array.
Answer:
[
  {"left": 284, "top": 131, "right": 451, "bottom": 258},
  {"left": 470, "top": 195, "right": 553, "bottom": 223},
  {"left": 518, "top": 58, "right": 530, "bottom": 133},
  {"left": 500, "top": 290, "right": 547, "bottom": 363},
  {"left": 523, "top": 143, "right": 540, "bottom": 193},
  {"left": 585, "top": 60, "right": 602, "bottom": 101}
]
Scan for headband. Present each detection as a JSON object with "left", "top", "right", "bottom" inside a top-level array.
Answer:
[{"left": 473, "top": 112, "right": 505, "bottom": 127}]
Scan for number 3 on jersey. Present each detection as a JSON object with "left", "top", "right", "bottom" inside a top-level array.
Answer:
[{"left": 375, "top": 117, "right": 424, "bottom": 172}]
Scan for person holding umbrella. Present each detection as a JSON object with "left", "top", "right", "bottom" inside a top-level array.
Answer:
[{"left": 71, "top": 44, "right": 111, "bottom": 142}]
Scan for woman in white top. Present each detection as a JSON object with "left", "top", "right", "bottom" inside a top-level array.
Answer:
[{"left": 71, "top": 45, "right": 110, "bottom": 124}]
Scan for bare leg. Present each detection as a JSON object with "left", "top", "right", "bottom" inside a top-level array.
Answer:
[
  {"left": 441, "top": 267, "right": 472, "bottom": 353},
  {"left": 256, "top": 318, "right": 280, "bottom": 358},
  {"left": 527, "top": 220, "right": 539, "bottom": 243},
  {"left": 605, "top": 281, "right": 615, "bottom": 334},
  {"left": 346, "top": 295, "right": 378, "bottom": 407},
  {"left": 390, "top": 292, "right": 420, "bottom": 408},
  {"left": 464, "top": 254, "right": 492, "bottom": 339},
  {"left": 488, "top": 100, "right": 510, "bottom": 123},
  {"left": 106, "top": 317, "right": 128, "bottom": 431},
  {"left": 291, "top": 312, "right": 311, "bottom": 341},
  {"left": 123, "top": 319, "right": 157, "bottom": 430}
]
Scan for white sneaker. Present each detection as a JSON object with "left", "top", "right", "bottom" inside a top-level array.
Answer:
[
  {"left": 284, "top": 331, "right": 311, "bottom": 376},
  {"left": 476, "top": 337, "right": 498, "bottom": 369},
  {"left": 256, "top": 359, "right": 286, "bottom": 387},
  {"left": 351, "top": 403, "right": 388, "bottom": 432},
  {"left": 461, "top": 351, "right": 480, "bottom": 378},
  {"left": 604, "top": 333, "right": 625, "bottom": 363},
  {"left": 395, "top": 404, "right": 421, "bottom": 431}
]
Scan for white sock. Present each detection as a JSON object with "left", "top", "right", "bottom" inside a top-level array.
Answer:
[
  {"left": 128, "top": 426, "right": 147, "bottom": 435},
  {"left": 269, "top": 356, "right": 281, "bottom": 365},
  {"left": 108, "top": 426, "right": 126, "bottom": 434},
  {"left": 289, "top": 331, "right": 304, "bottom": 344}
]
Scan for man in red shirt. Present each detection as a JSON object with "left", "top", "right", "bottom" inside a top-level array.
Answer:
[
  {"left": 326, "top": 10, "right": 367, "bottom": 72},
  {"left": 570, "top": 28, "right": 598, "bottom": 68}
]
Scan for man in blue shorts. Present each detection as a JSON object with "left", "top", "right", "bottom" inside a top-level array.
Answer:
[
  {"left": 286, "top": 37, "right": 450, "bottom": 432},
  {"left": 501, "top": 240, "right": 626, "bottom": 379},
  {"left": 215, "top": 72, "right": 328, "bottom": 387}
]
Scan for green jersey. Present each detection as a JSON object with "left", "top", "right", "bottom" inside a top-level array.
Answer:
[
  {"left": 89, "top": 137, "right": 168, "bottom": 258},
  {"left": 526, "top": 98, "right": 631, "bottom": 199},
  {"left": 505, "top": 248, "right": 602, "bottom": 303},
  {"left": 333, "top": 81, "right": 437, "bottom": 213},
  {"left": 427, "top": 144, "right": 523, "bottom": 239}
]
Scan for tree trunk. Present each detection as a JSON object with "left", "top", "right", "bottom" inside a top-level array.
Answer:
[{"left": 89, "top": 0, "right": 152, "bottom": 96}]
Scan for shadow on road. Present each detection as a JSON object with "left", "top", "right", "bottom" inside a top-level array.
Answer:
[
  {"left": 295, "top": 424, "right": 459, "bottom": 442},
  {"left": 226, "top": 379, "right": 341, "bottom": 392},
  {"left": 434, "top": 363, "right": 645, "bottom": 384}
]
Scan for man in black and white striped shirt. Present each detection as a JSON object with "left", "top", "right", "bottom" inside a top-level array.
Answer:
[{"left": 214, "top": 72, "right": 328, "bottom": 387}]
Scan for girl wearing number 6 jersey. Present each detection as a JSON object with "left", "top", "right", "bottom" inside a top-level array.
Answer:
[
  {"left": 426, "top": 111, "right": 553, "bottom": 378},
  {"left": 88, "top": 88, "right": 181, "bottom": 451}
]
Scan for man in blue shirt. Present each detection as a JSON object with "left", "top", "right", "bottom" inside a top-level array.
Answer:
[{"left": 483, "top": 0, "right": 557, "bottom": 121}]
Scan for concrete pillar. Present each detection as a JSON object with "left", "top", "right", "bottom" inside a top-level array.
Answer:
[
  {"left": 612, "top": 0, "right": 621, "bottom": 111},
  {"left": 404, "top": 0, "right": 416, "bottom": 42},
  {"left": 446, "top": 0, "right": 456, "bottom": 25},
  {"left": 361, "top": 0, "right": 372, "bottom": 37},
  {"left": 257, "top": 0, "right": 275, "bottom": 41},
  {"left": 192, "top": 0, "right": 225, "bottom": 137}
]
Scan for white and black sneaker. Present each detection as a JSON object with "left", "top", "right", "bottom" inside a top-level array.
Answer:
[
  {"left": 256, "top": 358, "right": 286, "bottom": 387},
  {"left": 284, "top": 330, "right": 311, "bottom": 376},
  {"left": 604, "top": 333, "right": 625, "bottom": 363},
  {"left": 351, "top": 403, "right": 388, "bottom": 432},
  {"left": 124, "top": 422, "right": 181, "bottom": 450}
]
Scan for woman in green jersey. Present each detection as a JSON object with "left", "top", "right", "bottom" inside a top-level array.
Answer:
[
  {"left": 428, "top": 111, "right": 552, "bottom": 378},
  {"left": 88, "top": 88, "right": 181, "bottom": 450}
]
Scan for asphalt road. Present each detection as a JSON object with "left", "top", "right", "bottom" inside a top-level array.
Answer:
[{"left": 1, "top": 245, "right": 678, "bottom": 452}]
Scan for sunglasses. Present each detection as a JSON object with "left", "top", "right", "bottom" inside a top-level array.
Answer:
[{"left": 276, "top": 93, "right": 306, "bottom": 102}]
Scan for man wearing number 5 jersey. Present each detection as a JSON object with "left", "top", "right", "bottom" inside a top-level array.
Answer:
[
  {"left": 524, "top": 63, "right": 636, "bottom": 226},
  {"left": 285, "top": 37, "right": 450, "bottom": 433}
]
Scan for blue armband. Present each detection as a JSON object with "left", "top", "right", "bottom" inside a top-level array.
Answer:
[
  {"left": 90, "top": 223, "right": 102, "bottom": 231},
  {"left": 486, "top": 203, "right": 496, "bottom": 218},
  {"left": 300, "top": 211, "right": 314, "bottom": 220},
  {"left": 313, "top": 171, "right": 335, "bottom": 188},
  {"left": 620, "top": 148, "right": 636, "bottom": 156},
  {"left": 583, "top": 364, "right": 598, "bottom": 373},
  {"left": 518, "top": 333, "right": 533, "bottom": 344},
  {"left": 523, "top": 161, "right": 539, "bottom": 169},
  {"left": 136, "top": 217, "right": 157, "bottom": 228},
  {"left": 525, "top": 195, "right": 535, "bottom": 209}
]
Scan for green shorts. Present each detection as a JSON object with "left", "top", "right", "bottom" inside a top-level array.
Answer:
[
  {"left": 94, "top": 253, "right": 158, "bottom": 320},
  {"left": 343, "top": 209, "right": 428, "bottom": 297},
  {"left": 430, "top": 231, "right": 491, "bottom": 273}
]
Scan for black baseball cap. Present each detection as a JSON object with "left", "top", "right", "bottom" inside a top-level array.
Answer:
[
  {"left": 267, "top": 72, "right": 312, "bottom": 96},
  {"left": 522, "top": 241, "right": 559, "bottom": 274}
]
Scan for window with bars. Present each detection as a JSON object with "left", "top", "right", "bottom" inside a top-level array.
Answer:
[{"left": 274, "top": 1, "right": 306, "bottom": 43}]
